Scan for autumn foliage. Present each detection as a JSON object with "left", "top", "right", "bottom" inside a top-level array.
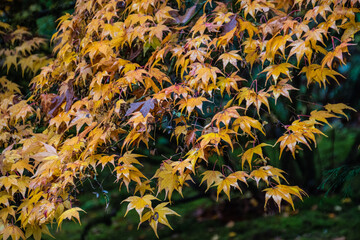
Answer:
[{"left": 0, "top": 0, "right": 359, "bottom": 239}]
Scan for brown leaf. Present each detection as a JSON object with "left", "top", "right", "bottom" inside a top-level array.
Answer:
[
  {"left": 125, "top": 99, "right": 156, "bottom": 117},
  {"left": 185, "top": 129, "right": 197, "bottom": 147},
  {"left": 140, "top": 99, "right": 155, "bottom": 117},
  {"left": 40, "top": 93, "right": 57, "bottom": 114},
  {"left": 47, "top": 94, "right": 65, "bottom": 117},
  {"left": 171, "top": 2, "right": 198, "bottom": 24},
  {"left": 47, "top": 80, "right": 75, "bottom": 117},
  {"left": 65, "top": 79, "right": 75, "bottom": 112},
  {"left": 223, "top": 14, "right": 237, "bottom": 34}
]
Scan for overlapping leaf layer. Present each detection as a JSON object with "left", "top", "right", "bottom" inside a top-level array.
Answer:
[{"left": 0, "top": 0, "right": 358, "bottom": 238}]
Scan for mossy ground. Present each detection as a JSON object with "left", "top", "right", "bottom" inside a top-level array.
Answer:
[{"left": 46, "top": 194, "right": 360, "bottom": 240}]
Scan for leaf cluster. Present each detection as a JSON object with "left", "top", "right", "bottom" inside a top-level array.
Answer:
[{"left": 0, "top": 0, "right": 359, "bottom": 238}]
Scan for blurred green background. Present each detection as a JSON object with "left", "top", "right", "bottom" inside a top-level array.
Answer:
[{"left": 1, "top": 0, "right": 360, "bottom": 239}]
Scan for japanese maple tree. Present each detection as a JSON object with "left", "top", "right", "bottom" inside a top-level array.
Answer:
[{"left": 0, "top": 0, "right": 359, "bottom": 239}]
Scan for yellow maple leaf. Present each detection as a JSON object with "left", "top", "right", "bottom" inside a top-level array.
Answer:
[
  {"left": 177, "top": 96, "right": 209, "bottom": 116},
  {"left": 287, "top": 39, "right": 313, "bottom": 65},
  {"left": 153, "top": 161, "right": 190, "bottom": 200},
  {"left": 324, "top": 103, "right": 357, "bottom": 120},
  {"left": 237, "top": 87, "right": 270, "bottom": 115},
  {"left": 268, "top": 79, "right": 298, "bottom": 104},
  {"left": 217, "top": 175, "right": 240, "bottom": 200},
  {"left": 264, "top": 185, "right": 306, "bottom": 211},
  {"left": 240, "top": 143, "right": 271, "bottom": 169},
  {"left": 57, "top": 207, "right": 86, "bottom": 229},
  {"left": 321, "top": 40, "right": 351, "bottom": 69},
  {"left": 300, "top": 64, "right": 342, "bottom": 88},
  {"left": 134, "top": 180, "right": 154, "bottom": 197},
  {"left": 1, "top": 224, "right": 25, "bottom": 240},
  {"left": 200, "top": 170, "right": 223, "bottom": 192},
  {"left": 309, "top": 110, "right": 339, "bottom": 127},
  {"left": 217, "top": 72, "right": 245, "bottom": 96},
  {"left": 139, "top": 202, "right": 180, "bottom": 238},
  {"left": 218, "top": 50, "right": 242, "bottom": 70},
  {"left": 261, "top": 63, "right": 295, "bottom": 85},
  {"left": 232, "top": 116, "right": 265, "bottom": 139},
  {"left": 208, "top": 106, "right": 241, "bottom": 130},
  {"left": 198, "top": 129, "right": 235, "bottom": 154},
  {"left": 122, "top": 195, "right": 158, "bottom": 218}
]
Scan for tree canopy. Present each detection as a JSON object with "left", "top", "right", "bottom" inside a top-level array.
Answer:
[{"left": 0, "top": 0, "right": 359, "bottom": 239}]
